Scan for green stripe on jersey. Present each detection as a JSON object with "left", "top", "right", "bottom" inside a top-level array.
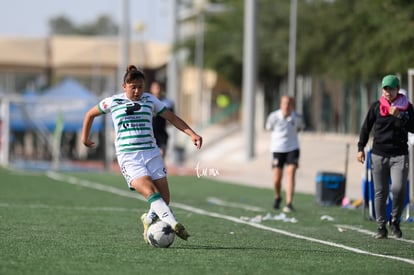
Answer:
[{"left": 119, "top": 146, "right": 156, "bottom": 153}]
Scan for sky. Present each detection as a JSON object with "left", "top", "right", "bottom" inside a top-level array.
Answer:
[{"left": 0, "top": 0, "right": 170, "bottom": 43}]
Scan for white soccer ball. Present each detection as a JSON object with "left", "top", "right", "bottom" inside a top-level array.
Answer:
[{"left": 146, "top": 221, "right": 175, "bottom": 248}]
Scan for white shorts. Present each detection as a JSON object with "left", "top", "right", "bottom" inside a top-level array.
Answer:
[{"left": 117, "top": 148, "right": 167, "bottom": 189}]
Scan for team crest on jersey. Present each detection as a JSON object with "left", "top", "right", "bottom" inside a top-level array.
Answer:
[{"left": 125, "top": 102, "right": 141, "bottom": 115}]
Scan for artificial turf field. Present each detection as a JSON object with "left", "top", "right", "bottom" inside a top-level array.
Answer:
[{"left": 1, "top": 166, "right": 413, "bottom": 275}]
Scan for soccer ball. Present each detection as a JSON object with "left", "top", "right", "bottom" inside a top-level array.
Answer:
[{"left": 146, "top": 221, "right": 175, "bottom": 248}]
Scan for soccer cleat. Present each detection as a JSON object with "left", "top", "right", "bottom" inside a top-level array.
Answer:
[
  {"left": 174, "top": 223, "right": 190, "bottom": 240},
  {"left": 282, "top": 203, "right": 295, "bottom": 213},
  {"left": 374, "top": 226, "right": 388, "bottom": 239},
  {"left": 141, "top": 213, "right": 151, "bottom": 244},
  {"left": 273, "top": 197, "right": 282, "bottom": 210},
  {"left": 389, "top": 220, "right": 402, "bottom": 238}
]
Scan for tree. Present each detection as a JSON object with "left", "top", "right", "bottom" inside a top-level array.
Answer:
[
  {"left": 48, "top": 15, "right": 118, "bottom": 36},
  {"left": 48, "top": 15, "right": 76, "bottom": 35},
  {"left": 180, "top": 0, "right": 414, "bottom": 88},
  {"left": 179, "top": 0, "right": 293, "bottom": 88},
  {"left": 297, "top": 0, "right": 414, "bottom": 83}
]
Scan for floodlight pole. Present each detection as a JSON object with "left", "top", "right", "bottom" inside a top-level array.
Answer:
[
  {"left": 195, "top": 6, "right": 205, "bottom": 129},
  {"left": 118, "top": 0, "right": 130, "bottom": 85},
  {"left": 242, "top": 0, "right": 257, "bottom": 160},
  {"left": 287, "top": 0, "right": 297, "bottom": 97},
  {"left": 167, "top": 0, "right": 179, "bottom": 115},
  {"left": 167, "top": 0, "right": 181, "bottom": 164},
  {"left": 103, "top": 0, "right": 130, "bottom": 170},
  {"left": 0, "top": 98, "right": 10, "bottom": 166}
]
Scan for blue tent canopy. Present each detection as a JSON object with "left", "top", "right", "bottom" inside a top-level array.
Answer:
[
  {"left": 9, "top": 90, "right": 38, "bottom": 131},
  {"left": 10, "top": 78, "right": 103, "bottom": 132},
  {"left": 42, "top": 78, "right": 97, "bottom": 101}
]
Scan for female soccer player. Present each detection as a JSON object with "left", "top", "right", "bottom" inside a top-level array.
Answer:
[{"left": 81, "top": 65, "right": 202, "bottom": 242}]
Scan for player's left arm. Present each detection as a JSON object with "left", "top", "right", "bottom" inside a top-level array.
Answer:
[{"left": 160, "top": 109, "right": 202, "bottom": 149}]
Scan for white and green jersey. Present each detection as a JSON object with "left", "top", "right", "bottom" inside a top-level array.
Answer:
[{"left": 98, "top": 92, "right": 166, "bottom": 154}]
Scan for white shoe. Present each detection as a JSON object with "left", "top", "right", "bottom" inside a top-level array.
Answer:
[{"left": 282, "top": 204, "right": 295, "bottom": 213}]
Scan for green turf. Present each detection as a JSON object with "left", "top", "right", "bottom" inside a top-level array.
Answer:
[{"left": 0, "top": 167, "right": 413, "bottom": 275}]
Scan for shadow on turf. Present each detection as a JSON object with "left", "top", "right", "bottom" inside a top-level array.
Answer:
[{"left": 171, "top": 244, "right": 266, "bottom": 250}]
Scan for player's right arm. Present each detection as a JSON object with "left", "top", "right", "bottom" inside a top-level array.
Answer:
[
  {"left": 357, "top": 102, "right": 377, "bottom": 164},
  {"left": 81, "top": 105, "right": 103, "bottom": 148}
]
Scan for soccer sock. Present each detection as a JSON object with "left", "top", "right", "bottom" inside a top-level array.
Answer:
[{"left": 147, "top": 193, "right": 178, "bottom": 227}]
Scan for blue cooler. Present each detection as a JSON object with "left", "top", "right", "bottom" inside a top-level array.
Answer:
[{"left": 316, "top": 172, "right": 346, "bottom": 206}]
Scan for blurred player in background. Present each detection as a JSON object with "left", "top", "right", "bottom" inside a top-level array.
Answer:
[
  {"left": 150, "top": 81, "right": 174, "bottom": 160},
  {"left": 266, "top": 95, "right": 303, "bottom": 213}
]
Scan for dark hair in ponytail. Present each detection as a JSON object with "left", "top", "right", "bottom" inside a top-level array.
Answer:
[{"left": 123, "top": 65, "right": 145, "bottom": 83}]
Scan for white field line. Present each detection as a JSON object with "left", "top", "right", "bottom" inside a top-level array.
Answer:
[
  {"left": 335, "top": 224, "right": 414, "bottom": 244},
  {"left": 46, "top": 171, "right": 414, "bottom": 266},
  {"left": 0, "top": 202, "right": 142, "bottom": 213},
  {"left": 206, "top": 197, "right": 265, "bottom": 212}
]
